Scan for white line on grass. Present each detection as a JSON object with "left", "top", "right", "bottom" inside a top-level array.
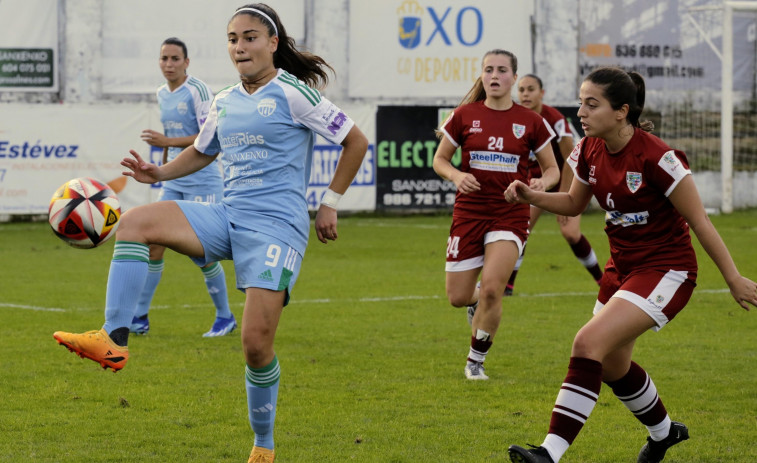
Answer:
[
  {"left": 1, "top": 289, "right": 730, "bottom": 312},
  {"left": 0, "top": 303, "right": 66, "bottom": 312}
]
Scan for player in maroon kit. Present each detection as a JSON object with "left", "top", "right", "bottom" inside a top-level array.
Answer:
[
  {"left": 506, "top": 74, "right": 603, "bottom": 295},
  {"left": 505, "top": 67, "right": 757, "bottom": 463},
  {"left": 433, "top": 49, "right": 559, "bottom": 380}
]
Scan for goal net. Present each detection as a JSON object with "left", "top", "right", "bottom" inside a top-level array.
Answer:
[{"left": 653, "top": 1, "right": 757, "bottom": 212}]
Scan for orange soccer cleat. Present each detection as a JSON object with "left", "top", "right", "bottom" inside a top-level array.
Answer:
[
  {"left": 248, "top": 446, "right": 275, "bottom": 463},
  {"left": 53, "top": 328, "right": 129, "bottom": 372}
]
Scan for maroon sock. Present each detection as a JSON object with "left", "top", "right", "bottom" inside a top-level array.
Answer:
[
  {"left": 570, "top": 235, "right": 603, "bottom": 282},
  {"left": 604, "top": 361, "right": 668, "bottom": 426},
  {"left": 467, "top": 334, "right": 492, "bottom": 363},
  {"left": 548, "top": 357, "right": 603, "bottom": 444}
]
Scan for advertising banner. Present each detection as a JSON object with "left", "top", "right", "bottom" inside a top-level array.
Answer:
[
  {"left": 0, "top": 0, "right": 59, "bottom": 92},
  {"left": 376, "top": 105, "right": 457, "bottom": 211},
  {"left": 579, "top": 0, "right": 756, "bottom": 91},
  {"left": 0, "top": 102, "right": 376, "bottom": 215},
  {"left": 0, "top": 104, "right": 155, "bottom": 215},
  {"left": 101, "top": 0, "right": 305, "bottom": 94},
  {"left": 348, "top": 0, "right": 534, "bottom": 98}
]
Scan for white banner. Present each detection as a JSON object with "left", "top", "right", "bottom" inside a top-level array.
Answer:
[
  {"left": 0, "top": 101, "right": 376, "bottom": 215},
  {"left": 101, "top": 0, "right": 305, "bottom": 94},
  {"left": 0, "top": 0, "right": 59, "bottom": 92},
  {"left": 348, "top": 0, "right": 534, "bottom": 98},
  {"left": 0, "top": 104, "right": 154, "bottom": 214}
]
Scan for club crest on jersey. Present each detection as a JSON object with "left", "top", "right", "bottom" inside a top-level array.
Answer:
[
  {"left": 512, "top": 124, "right": 525, "bottom": 139},
  {"left": 626, "top": 172, "right": 642, "bottom": 193},
  {"left": 257, "top": 98, "right": 277, "bottom": 117},
  {"left": 177, "top": 101, "right": 188, "bottom": 115}
]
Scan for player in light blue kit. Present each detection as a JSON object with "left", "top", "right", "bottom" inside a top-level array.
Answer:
[
  {"left": 53, "top": 4, "right": 369, "bottom": 462},
  {"left": 132, "top": 37, "right": 236, "bottom": 338}
]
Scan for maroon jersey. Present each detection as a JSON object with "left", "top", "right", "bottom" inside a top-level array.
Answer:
[
  {"left": 568, "top": 128, "right": 697, "bottom": 276},
  {"left": 441, "top": 100, "right": 555, "bottom": 222},
  {"left": 528, "top": 104, "right": 571, "bottom": 183}
]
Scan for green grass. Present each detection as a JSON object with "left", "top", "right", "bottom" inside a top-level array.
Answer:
[{"left": 1, "top": 210, "right": 756, "bottom": 462}]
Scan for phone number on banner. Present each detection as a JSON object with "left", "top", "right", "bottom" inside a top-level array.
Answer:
[{"left": 383, "top": 192, "right": 455, "bottom": 206}]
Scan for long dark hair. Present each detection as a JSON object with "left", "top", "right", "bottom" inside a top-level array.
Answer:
[
  {"left": 584, "top": 67, "right": 654, "bottom": 132},
  {"left": 231, "top": 3, "right": 334, "bottom": 89}
]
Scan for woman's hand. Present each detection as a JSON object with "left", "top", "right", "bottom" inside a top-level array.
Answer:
[
  {"left": 141, "top": 129, "right": 169, "bottom": 148},
  {"left": 314, "top": 205, "right": 338, "bottom": 244},
  {"left": 529, "top": 177, "right": 546, "bottom": 192},
  {"left": 728, "top": 274, "right": 757, "bottom": 311},
  {"left": 121, "top": 150, "right": 161, "bottom": 184},
  {"left": 453, "top": 172, "right": 480, "bottom": 195},
  {"left": 504, "top": 180, "right": 532, "bottom": 204}
]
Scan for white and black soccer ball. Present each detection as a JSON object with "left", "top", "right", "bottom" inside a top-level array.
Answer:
[{"left": 48, "top": 177, "right": 121, "bottom": 249}]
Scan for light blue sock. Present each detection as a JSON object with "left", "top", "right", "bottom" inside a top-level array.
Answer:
[
  {"left": 134, "top": 259, "right": 164, "bottom": 318},
  {"left": 245, "top": 356, "right": 280, "bottom": 450},
  {"left": 103, "top": 241, "right": 150, "bottom": 334},
  {"left": 201, "top": 262, "right": 232, "bottom": 319}
]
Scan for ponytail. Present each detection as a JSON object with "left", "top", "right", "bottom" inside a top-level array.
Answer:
[
  {"left": 626, "top": 71, "right": 654, "bottom": 132},
  {"left": 585, "top": 67, "right": 654, "bottom": 133}
]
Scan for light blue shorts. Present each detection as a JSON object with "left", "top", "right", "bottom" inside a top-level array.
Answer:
[
  {"left": 176, "top": 201, "right": 302, "bottom": 305},
  {"left": 158, "top": 187, "right": 222, "bottom": 204}
]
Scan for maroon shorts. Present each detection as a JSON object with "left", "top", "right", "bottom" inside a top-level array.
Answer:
[
  {"left": 445, "top": 215, "right": 528, "bottom": 272},
  {"left": 595, "top": 265, "right": 697, "bottom": 331}
]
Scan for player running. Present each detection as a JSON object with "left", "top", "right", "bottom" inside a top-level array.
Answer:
[
  {"left": 433, "top": 49, "right": 559, "bottom": 380},
  {"left": 505, "top": 66, "right": 757, "bottom": 463}
]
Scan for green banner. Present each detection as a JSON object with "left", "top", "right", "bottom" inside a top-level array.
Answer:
[{"left": 0, "top": 48, "right": 54, "bottom": 88}]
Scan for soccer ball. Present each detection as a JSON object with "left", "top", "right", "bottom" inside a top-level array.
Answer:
[{"left": 48, "top": 177, "right": 121, "bottom": 249}]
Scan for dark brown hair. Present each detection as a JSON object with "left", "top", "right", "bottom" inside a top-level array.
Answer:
[
  {"left": 232, "top": 3, "right": 334, "bottom": 89},
  {"left": 584, "top": 67, "right": 654, "bottom": 132},
  {"left": 162, "top": 37, "right": 188, "bottom": 59}
]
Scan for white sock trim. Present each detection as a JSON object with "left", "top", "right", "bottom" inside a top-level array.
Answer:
[
  {"left": 542, "top": 433, "right": 569, "bottom": 462},
  {"left": 648, "top": 415, "right": 672, "bottom": 441}
]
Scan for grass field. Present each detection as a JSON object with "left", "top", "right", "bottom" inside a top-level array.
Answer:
[{"left": 1, "top": 209, "right": 756, "bottom": 462}]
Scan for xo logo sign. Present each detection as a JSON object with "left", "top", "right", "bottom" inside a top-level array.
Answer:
[{"left": 397, "top": 0, "right": 483, "bottom": 50}]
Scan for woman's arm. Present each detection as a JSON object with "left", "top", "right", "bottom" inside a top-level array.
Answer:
[
  {"left": 322, "top": 125, "right": 369, "bottom": 195},
  {"left": 314, "top": 125, "right": 369, "bottom": 244},
  {"left": 141, "top": 130, "right": 198, "bottom": 150},
  {"left": 505, "top": 175, "right": 593, "bottom": 217},
  {"left": 432, "top": 136, "right": 480, "bottom": 194},
  {"left": 668, "top": 175, "right": 757, "bottom": 310},
  {"left": 121, "top": 145, "right": 216, "bottom": 184},
  {"left": 532, "top": 144, "right": 559, "bottom": 192}
]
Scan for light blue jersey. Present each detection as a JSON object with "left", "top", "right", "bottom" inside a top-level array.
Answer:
[
  {"left": 157, "top": 75, "right": 223, "bottom": 194},
  {"left": 194, "top": 69, "right": 354, "bottom": 254}
]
